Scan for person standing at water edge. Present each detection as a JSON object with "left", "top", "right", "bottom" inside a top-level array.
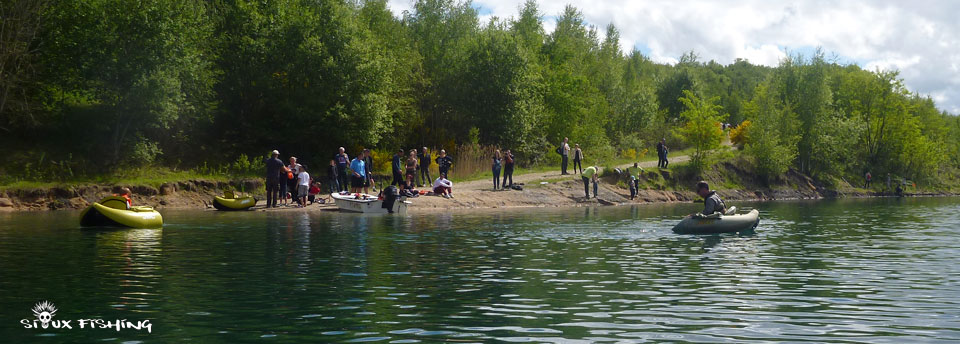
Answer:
[
  {"left": 363, "top": 149, "right": 375, "bottom": 194},
  {"left": 559, "top": 137, "right": 570, "bottom": 175},
  {"left": 288, "top": 157, "right": 302, "bottom": 205},
  {"left": 327, "top": 159, "right": 339, "bottom": 194},
  {"left": 502, "top": 149, "right": 515, "bottom": 188},
  {"left": 697, "top": 181, "right": 726, "bottom": 215},
  {"left": 573, "top": 144, "right": 583, "bottom": 174},
  {"left": 334, "top": 147, "right": 349, "bottom": 192},
  {"left": 492, "top": 149, "right": 502, "bottom": 190},
  {"left": 297, "top": 165, "right": 310, "bottom": 207},
  {"left": 865, "top": 171, "right": 872, "bottom": 188},
  {"left": 265, "top": 150, "right": 284, "bottom": 208},
  {"left": 350, "top": 153, "right": 367, "bottom": 193},
  {"left": 436, "top": 149, "right": 453, "bottom": 177},
  {"left": 418, "top": 147, "right": 432, "bottom": 187},
  {"left": 581, "top": 166, "right": 598, "bottom": 199},
  {"left": 627, "top": 163, "right": 642, "bottom": 200},
  {"left": 391, "top": 149, "right": 404, "bottom": 186}
]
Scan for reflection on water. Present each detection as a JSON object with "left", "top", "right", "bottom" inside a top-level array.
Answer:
[{"left": 1, "top": 197, "right": 960, "bottom": 343}]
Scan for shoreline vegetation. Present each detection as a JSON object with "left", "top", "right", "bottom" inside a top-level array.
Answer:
[
  {"left": 2, "top": 146, "right": 956, "bottom": 212},
  {"left": 2, "top": 0, "right": 959, "bottom": 211}
]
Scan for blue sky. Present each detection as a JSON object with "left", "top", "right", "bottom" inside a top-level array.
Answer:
[{"left": 387, "top": 0, "right": 960, "bottom": 114}]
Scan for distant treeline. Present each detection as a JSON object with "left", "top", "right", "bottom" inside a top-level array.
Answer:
[{"left": 1, "top": 0, "right": 958, "bottom": 185}]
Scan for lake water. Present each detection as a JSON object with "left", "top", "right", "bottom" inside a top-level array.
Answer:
[{"left": 1, "top": 197, "right": 959, "bottom": 343}]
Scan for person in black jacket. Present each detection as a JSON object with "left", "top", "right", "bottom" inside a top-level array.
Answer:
[
  {"left": 436, "top": 149, "right": 453, "bottom": 177},
  {"left": 418, "top": 147, "right": 432, "bottom": 187},
  {"left": 502, "top": 149, "right": 515, "bottom": 188},
  {"left": 327, "top": 159, "right": 339, "bottom": 194},
  {"left": 391, "top": 149, "right": 403, "bottom": 186},
  {"left": 363, "top": 148, "right": 375, "bottom": 193},
  {"left": 264, "top": 150, "right": 284, "bottom": 208}
]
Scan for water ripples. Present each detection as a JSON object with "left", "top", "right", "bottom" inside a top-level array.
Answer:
[{"left": 1, "top": 198, "right": 960, "bottom": 342}]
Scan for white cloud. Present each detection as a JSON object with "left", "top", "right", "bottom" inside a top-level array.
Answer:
[{"left": 385, "top": 0, "right": 960, "bottom": 114}]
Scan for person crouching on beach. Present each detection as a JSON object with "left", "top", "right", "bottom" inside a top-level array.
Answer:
[{"left": 433, "top": 173, "right": 454, "bottom": 199}]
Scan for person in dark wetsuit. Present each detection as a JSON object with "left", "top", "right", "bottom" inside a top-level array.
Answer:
[
  {"left": 264, "top": 150, "right": 284, "bottom": 208},
  {"left": 418, "top": 147, "right": 432, "bottom": 187},
  {"left": 696, "top": 181, "right": 726, "bottom": 215}
]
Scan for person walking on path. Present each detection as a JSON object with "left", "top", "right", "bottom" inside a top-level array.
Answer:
[
  {"left": 265, "top": 150, "right": 284, "bottom": 208},
  {"left": 363, "top": 149, "right": 375, "bottom": 194},
  {"left": 350, "top": 153, "right": 367, "bottom": 194},
  {"left": 436, "top": 149, "right": 453, "bottom": 177},
  {"left": 391, "top": 149, "right": 404, "bottom": 186},
  {"left": 581, "top": 166, "right": 598, "bottom": 199},
  {"left": 559, "top": 137, "right": 570, "bottom": 175},
  {"left": 502, "top": 149, "right": 515, "bottom": 189},
  {"left": 492, "top": 149, "right": 502, "bottom": 190},
  {"left": 334, "top": 147, "right": 350, "bottom": 192},
  {"left": 572, "top": 144, "right": 583, "bottom": 174},
  {"left": 656, "top": 138, "right": 669, "bottom": 168},
  {"left": 418, "top": 147, "right": 432, "bottom": 187},
  {"left": 327, "top": 159, "right": 339, "bottom": 194}
]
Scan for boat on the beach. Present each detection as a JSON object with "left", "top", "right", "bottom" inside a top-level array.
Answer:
[
  {"left": 80, "top": 196, "right": 163, "bottom": 228},
  {"left": 330, "top": 192, "right": 408, "bottom": 214},
  {"left": 212, "top": 191, "right": 257, "bottom": 211},
  {"left": 672, "top": 207, "right": 759, "bottom": 234}
]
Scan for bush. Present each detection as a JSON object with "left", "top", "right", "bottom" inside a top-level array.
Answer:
[{"left": 729, "top": 120, "right": 751, "bottom": 147}]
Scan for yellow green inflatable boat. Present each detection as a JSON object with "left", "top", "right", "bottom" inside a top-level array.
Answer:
[
  {"left": 80, "top": 196, "right": 163, "bottom": 228},
  {"left": 212, "top": 190, "right": 257, "bottom": 211}
]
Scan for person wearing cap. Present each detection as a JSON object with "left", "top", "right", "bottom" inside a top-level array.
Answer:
[
  {"left": 264, "top": 150, "right": 284, "bottom": 208},
  {"left": 696, "top": 181, "right": 725, "bottom": 215}
]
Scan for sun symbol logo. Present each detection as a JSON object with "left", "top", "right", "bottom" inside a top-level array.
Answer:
[{"left": 31, "top": 301, "right": 58, "bottom": 329}]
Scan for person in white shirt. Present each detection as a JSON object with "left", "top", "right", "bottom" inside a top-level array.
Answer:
[
  {"left": 433, "top": 173, "right": 454, "bottom": 199},
  {"left": 297, "top": 165, "right": 310, "bottom": 207}
]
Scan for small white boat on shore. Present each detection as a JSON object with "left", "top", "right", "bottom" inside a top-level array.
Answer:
[{"left": 330, "top": 192, "right": 409, "bottom": 214}]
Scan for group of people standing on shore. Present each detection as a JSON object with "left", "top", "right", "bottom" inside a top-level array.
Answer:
[
  {"left": 264, "top": 150, "right": 320, "bottom": 208},
  {"left": 265, "top": 147, "right": 460, "bottom": 207}
]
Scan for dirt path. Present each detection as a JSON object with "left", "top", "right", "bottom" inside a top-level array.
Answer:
[{"left": 405, "top": 153, "right": 693, "bottom": 210}]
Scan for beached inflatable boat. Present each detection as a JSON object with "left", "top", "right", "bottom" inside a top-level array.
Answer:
[
  {"left": 212, "top": 191, "right": 257, "bottom": 211},
  {"left": 672, "top": 207, "right": 759, "bottom": 234},
  {"left": 80, "top": 196, "right": 163, "bottom": 228}
]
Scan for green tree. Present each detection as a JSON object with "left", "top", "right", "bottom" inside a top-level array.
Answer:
[
  {"left": 742, "top": 82, "right": 799, "bottom": 182},
  {"left": 674, "top": 90, "right": 726, "bottom": 171},
  {"left": 40, "top": 0, "right": 215, "bottom": 164}
]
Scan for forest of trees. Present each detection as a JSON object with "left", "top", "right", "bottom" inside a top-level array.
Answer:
[{"left": 2, "top": 0, "right": 959, "bottom": 186}]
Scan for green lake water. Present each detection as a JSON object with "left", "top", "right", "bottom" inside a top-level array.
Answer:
[{"left": 1, "top": 197, "right": 959, "bottom": 343}]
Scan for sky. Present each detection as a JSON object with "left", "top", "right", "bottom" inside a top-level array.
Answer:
[{"left": 386, "top": 0, "right": 960, "bottom": 114}]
